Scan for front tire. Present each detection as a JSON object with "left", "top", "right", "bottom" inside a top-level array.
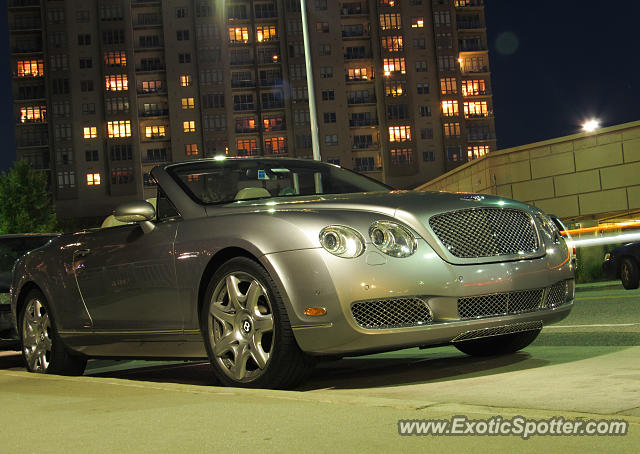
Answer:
[
  {"left": 19, "top": 289, "right": 87, "bottom": 375},
  {"left": 620, "top": 257, "right": 640, "bottom": 290},
  {"left": 201, "top": 257, "right": 314, "bottom": 389},
  {"left": 454, "top": 329, "right": 540, "bottom": 357}
]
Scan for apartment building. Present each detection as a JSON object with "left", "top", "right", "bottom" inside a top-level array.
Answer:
[{"left": 8, "top": 0, "right": 495, "bottom": 219}]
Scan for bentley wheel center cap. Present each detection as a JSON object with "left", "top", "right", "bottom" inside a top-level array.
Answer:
[{"left": 241, "top": 319, "right": 252, "bottom": 334}]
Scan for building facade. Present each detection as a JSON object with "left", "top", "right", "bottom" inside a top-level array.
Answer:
[{"left": 8, "top": 0, "right": 495, "bottom": 219}]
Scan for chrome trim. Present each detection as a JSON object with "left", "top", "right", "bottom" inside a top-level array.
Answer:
[{"left": 451, "top": 320, "right": 543, "bottom": 343}]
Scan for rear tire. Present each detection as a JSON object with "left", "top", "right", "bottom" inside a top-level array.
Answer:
[
  {"left": 201, "top": 257, "right": 314, "bottom": 389},
  {"left": 620, "top": 257, "right": 640, "bottom": 290},
  {"left": 19, "top": 289, "right": 87, "bottom": 375},
  {"left": 454, "top": 329, "right": 540, "bottom": 357}
]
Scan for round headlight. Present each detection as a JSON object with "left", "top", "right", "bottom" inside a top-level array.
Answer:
[
  {"left": 368, "top": 221, "right": 417, "bottom": 258},
  {"left": 319, "top": 226, "right": 365, "bottom": 258}
]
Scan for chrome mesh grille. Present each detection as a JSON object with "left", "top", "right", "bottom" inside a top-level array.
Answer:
[
  {"left": 429, "top": 208, "right": 539, "bottom": 258},
  {"left": 458, "top": 289, "right": 544, "bottom": 319},
  {"left": 546, "top": 280, "right": 572, "bottom": 307},
  {"left": 452, "top": 321, "right": 543, "bottom": 342},
  {"left": 351, "top": 298, "right": 433, "bottom": 329}
]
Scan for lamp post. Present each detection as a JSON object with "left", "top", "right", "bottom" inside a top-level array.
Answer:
[{"left": 300, "top": 0, "right": 321, "bottom": 161}]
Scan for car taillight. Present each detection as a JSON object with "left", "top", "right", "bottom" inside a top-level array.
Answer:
[{"left": 604, "top": 253, "right": 611, "bottom": 261}]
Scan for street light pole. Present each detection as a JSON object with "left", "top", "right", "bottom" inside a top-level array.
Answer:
[{"left": 299, "top": 0, "right": 321, "bottom": 161}]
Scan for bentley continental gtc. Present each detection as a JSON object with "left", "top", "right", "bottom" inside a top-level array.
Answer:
[{"left": 10, "top": 158, "right": 575, "bottom": 388}]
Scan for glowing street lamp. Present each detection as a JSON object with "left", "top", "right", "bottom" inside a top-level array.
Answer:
[{"left": 582, "top": 119, "right": 600, "bottom": 132}]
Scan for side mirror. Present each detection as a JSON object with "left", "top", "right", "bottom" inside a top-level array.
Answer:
[{"left": 114, "top": 201, "right": 156, "bottom": 234}]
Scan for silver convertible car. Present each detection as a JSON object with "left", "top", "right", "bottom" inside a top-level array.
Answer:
[{"left": 10, "top": 158, "right": 574, "bottom": 388}]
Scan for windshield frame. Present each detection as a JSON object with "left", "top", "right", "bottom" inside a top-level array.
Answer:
[{"left": 164, "top": 158, "right": 392, "bottom": 205}]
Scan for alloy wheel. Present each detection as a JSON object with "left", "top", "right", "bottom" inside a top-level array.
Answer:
[
  {"left": 208, "top": 272, "right": 275, "bottom": 382},
  {"left": 22, "top": 298, "right": 52, "bottom": 373}
]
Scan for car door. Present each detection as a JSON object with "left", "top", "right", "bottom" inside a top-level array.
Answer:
[{"left": 72, "top": 219, "right": 181, "bottom": 332}]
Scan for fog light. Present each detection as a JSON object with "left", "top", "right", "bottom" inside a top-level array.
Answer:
[{"left": 304, "top": 307, "right": 327, "bottom": 316}]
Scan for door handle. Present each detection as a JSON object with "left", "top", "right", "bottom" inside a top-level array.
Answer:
[{"left": 74, "top": 249, "right": 91, "bottom": 257}]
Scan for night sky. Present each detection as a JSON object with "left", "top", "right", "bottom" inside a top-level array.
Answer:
[{"left": 1, "top": 1, "right": 639, "bottom": 173}]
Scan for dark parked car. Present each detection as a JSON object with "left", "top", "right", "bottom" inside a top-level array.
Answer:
[
  {"left": 603, "top": 242, "right": 640, "bottom": 289},
  {"left": 0, "top": 234, "right": 58, "bottom": 348}
]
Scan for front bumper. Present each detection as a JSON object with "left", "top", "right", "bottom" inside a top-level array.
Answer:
[{"left": 263, "top": 239, "right": 574, "bottom": 355}]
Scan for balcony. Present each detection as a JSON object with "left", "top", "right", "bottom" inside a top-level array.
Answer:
[
  {"left": 341, "top": 5, "right": 368, "bottom": 16},
  {"left": 352, "top": 142, "right": 378, "bottom": 150},
  {"left": 8, "top": 0, "right": 41, "bottom": 7},
  {"left": 464, "top": 111, "right": 493, "bottom": 119},
  {"left": 260, "top": 79, "right": 283, "bottom": 87},
  {"left": 133, "top": 20, "right": 162, "bottom": 28},
  {"left": 231, "top": 80, "right": 256, "bottom": 88},
  {"left": 342, "top": 29, "right": 368, "bottom": 39},
  {"left": 133, "top": 0, "right": 161, "bottom": 5},
  {"left": 457, "top": 20, "right": 484, "bottom": 30},
  {"left": 233, "top": 103, "right": 256, "bottom": 111},
  {"left": 235, "top": 127, "right": 258, "bottom": 134},
  {"left": 11, "top": 44, "right": 43, "bottom": 54},
  {"left": 459, "top": 43, "right": 487, "bottom": 52},
  {"left": 9, "top": 19, "right": 41, "bottom": 31},
  {"left": 263, "top": 124, "right": 286, "bottom": 132},
  {"left": 230, "top": 58, "right": 254, "bottom": 66},
  {"left": 349, "top": 119, "right": 378, "bottom": 127},
  {"left": 257, "top": 55, "right": 281, "bottom": 65},
  {"left": 344, "top": 52, "right": 371, "bottom": 60},
  {"left": 345, "top": 75, "right": 374, "bottom": 83},
  {"left": 347, "top": 96, "right": 376, "bottom": 105},
  {"left": 462, "top": 89, "right": 491, "bottom": 97},
  {"left": 135, "top": 64, "right": 166, "bottom": 72},
  {"left": 467, "top": 132, "right": 496, "bottom": 141},
  {"left": 137, "top": 88, "right": 167, "bottom": 96},
  {"left": 17, "top": 137, "right": 48, "bottom": 148},
  {"left": 461, "top": 66, "right": 489, "bottom": 74},
  {"left": 261, "top": 101, "right": 284, "bottom": 110},
  {"left": 139, "top": 109, "right": 168, "bottom": 117}
]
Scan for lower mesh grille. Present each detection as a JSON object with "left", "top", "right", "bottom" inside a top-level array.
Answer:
[
  {"left": 351, "top": 297, "right": 433, "bottom": 329},
  {"left": 458, "top": 280, "right": 574, "bottom": 319},
  {"left": 458, "top": 289, "right": 544, "bottom": 319},
  {"left": 451, "top": 321, "right": 543, "bottom": 342}
]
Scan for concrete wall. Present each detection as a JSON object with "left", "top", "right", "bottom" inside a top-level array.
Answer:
[{"left": 416, "top": 120, "right": 640, "bottom": 220}]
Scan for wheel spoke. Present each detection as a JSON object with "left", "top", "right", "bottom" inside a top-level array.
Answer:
[
  {"left": 230, "top": 342, "right": 250, "bottom": 380},
  {"left": 253, "top": 314, "right": 273, "bottom": 334},
  {"left": 213, "top": 332, "right": 236, "bottom": 357},
  {"left": 249, "top": 337, "right": 269, "bottom": 369},
  {"left": 225, "top": 275, "right": 245, "bottom": 312},
  {"left": 245, "top": 281, "right": 264, "bottom": 315},
  {"left": 26, "top": 349, "right": 38, "bottom": 371},
  {"left": 210, "top": 302, "right": 235, "bottom": 326},
  {"left": 41, "top": 335, "right": 52, "bottom": 351}
]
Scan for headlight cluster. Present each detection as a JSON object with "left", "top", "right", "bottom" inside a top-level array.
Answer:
[
  {"left": 319, "top": 221, "right": 417, "bottom": 258},
  {"left": 535, "top": 212, "right": 561, "bottom": 244}
]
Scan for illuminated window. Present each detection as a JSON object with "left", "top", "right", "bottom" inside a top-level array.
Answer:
[
  {"left": 379, "top": 0, "right": 397, "bottom": 5},
  {"left": 107, "top": 120, "right": 132, "bottom": 138},
  {"left": 104, "top": 51, "right": 127, "bottom": 67},
  {"left": 183, "top": 121, "right": 196, "bottom": 132},
  {"left": 460, "top": 56, "right": 486, "bottom": 73},
  {"left": 463, "top": 101, "right": 489, "bottom": 118},
  {"left": 379, "top": 13, "right": 401, "bottom": 30},
  {"left": 391, "top": 148, "right": 414, "bottom": 165},
  {"left": 442, "top": 100, "right": 459, "bottom": 117},
  {"left": 381, "top": 36, "right": 403, "bottom": 52},
  {"left": 256, "top": 25, "right": 277, "bottom": 42},
  {"left": 180, "top": 74, "right": 192, "bottom": 87},
  {"left": 411, "top": 17, "right": 424, "bottom": 28},
  {"left": 237, "top": 139, "right": 258, "bottom": 156},
  {"left": 185, "top": 144, "right": 199, "bottom": 156},
  {"left": 83, "top": 126, "right": 97, "bottom": 139},
  {"left": 384, "top": 80, "right": 406, "bottom": 96},
  {"left": 19, "top": 106, "right": 46, "bottom": 123},
  {"left": 181, "top": 97, "right": 195, "bottom": 109},
  {"left": 264, "top": 136, "right": 286, "bottom": 154},
  {"left": 444, "top": 122, "right": 462, "bottom": 137},
  {"left": 440, "top": 77, "right": 458, "bottom": 94},
  {"left": 86, "top": 173, "right": 101, "bottom": 186},
  {"left": 468, "top": 145, "right": 490, "bottom": 160},
  {"left": 347, "top": 68, "right": 370, "bottom": 81},
  {"left": 382, "top": 58, "right": 406, "bottom": 75},
  {"left": 461, "top": 79, "right": 487, "bottom": 96},
  {"left": 263, "top": 115, "right": 285, "bottom": 131},
  {"left": 388, "top": 126, "right": 411, "bottom": 142},
  {"left": 105, "top": 74, "right": 128, "bottom": 91},
  {"left": 140, "top": 80, "right": 163, "bottom": 94},
  {"left": 17, "top": 59, "right": 44, "bottom": 77},
  {"left": 229, "top": 27, "right": 249, "bottom": 43},
  {"left": 145, "top": 125, "right": 166, "bottom": 138}
]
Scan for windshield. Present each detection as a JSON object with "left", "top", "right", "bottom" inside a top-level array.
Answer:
[{"left": 166, "top": 159, "right": 391, "bottom": 204}]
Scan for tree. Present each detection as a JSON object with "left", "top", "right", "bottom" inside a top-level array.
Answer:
[{"left": 0, "top": 160, "right": 58, "bottom": 234}]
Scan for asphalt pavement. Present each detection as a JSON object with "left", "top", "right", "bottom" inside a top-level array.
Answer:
[{"left": 1, "top": 282, "right": 639, "bottom": 452}]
